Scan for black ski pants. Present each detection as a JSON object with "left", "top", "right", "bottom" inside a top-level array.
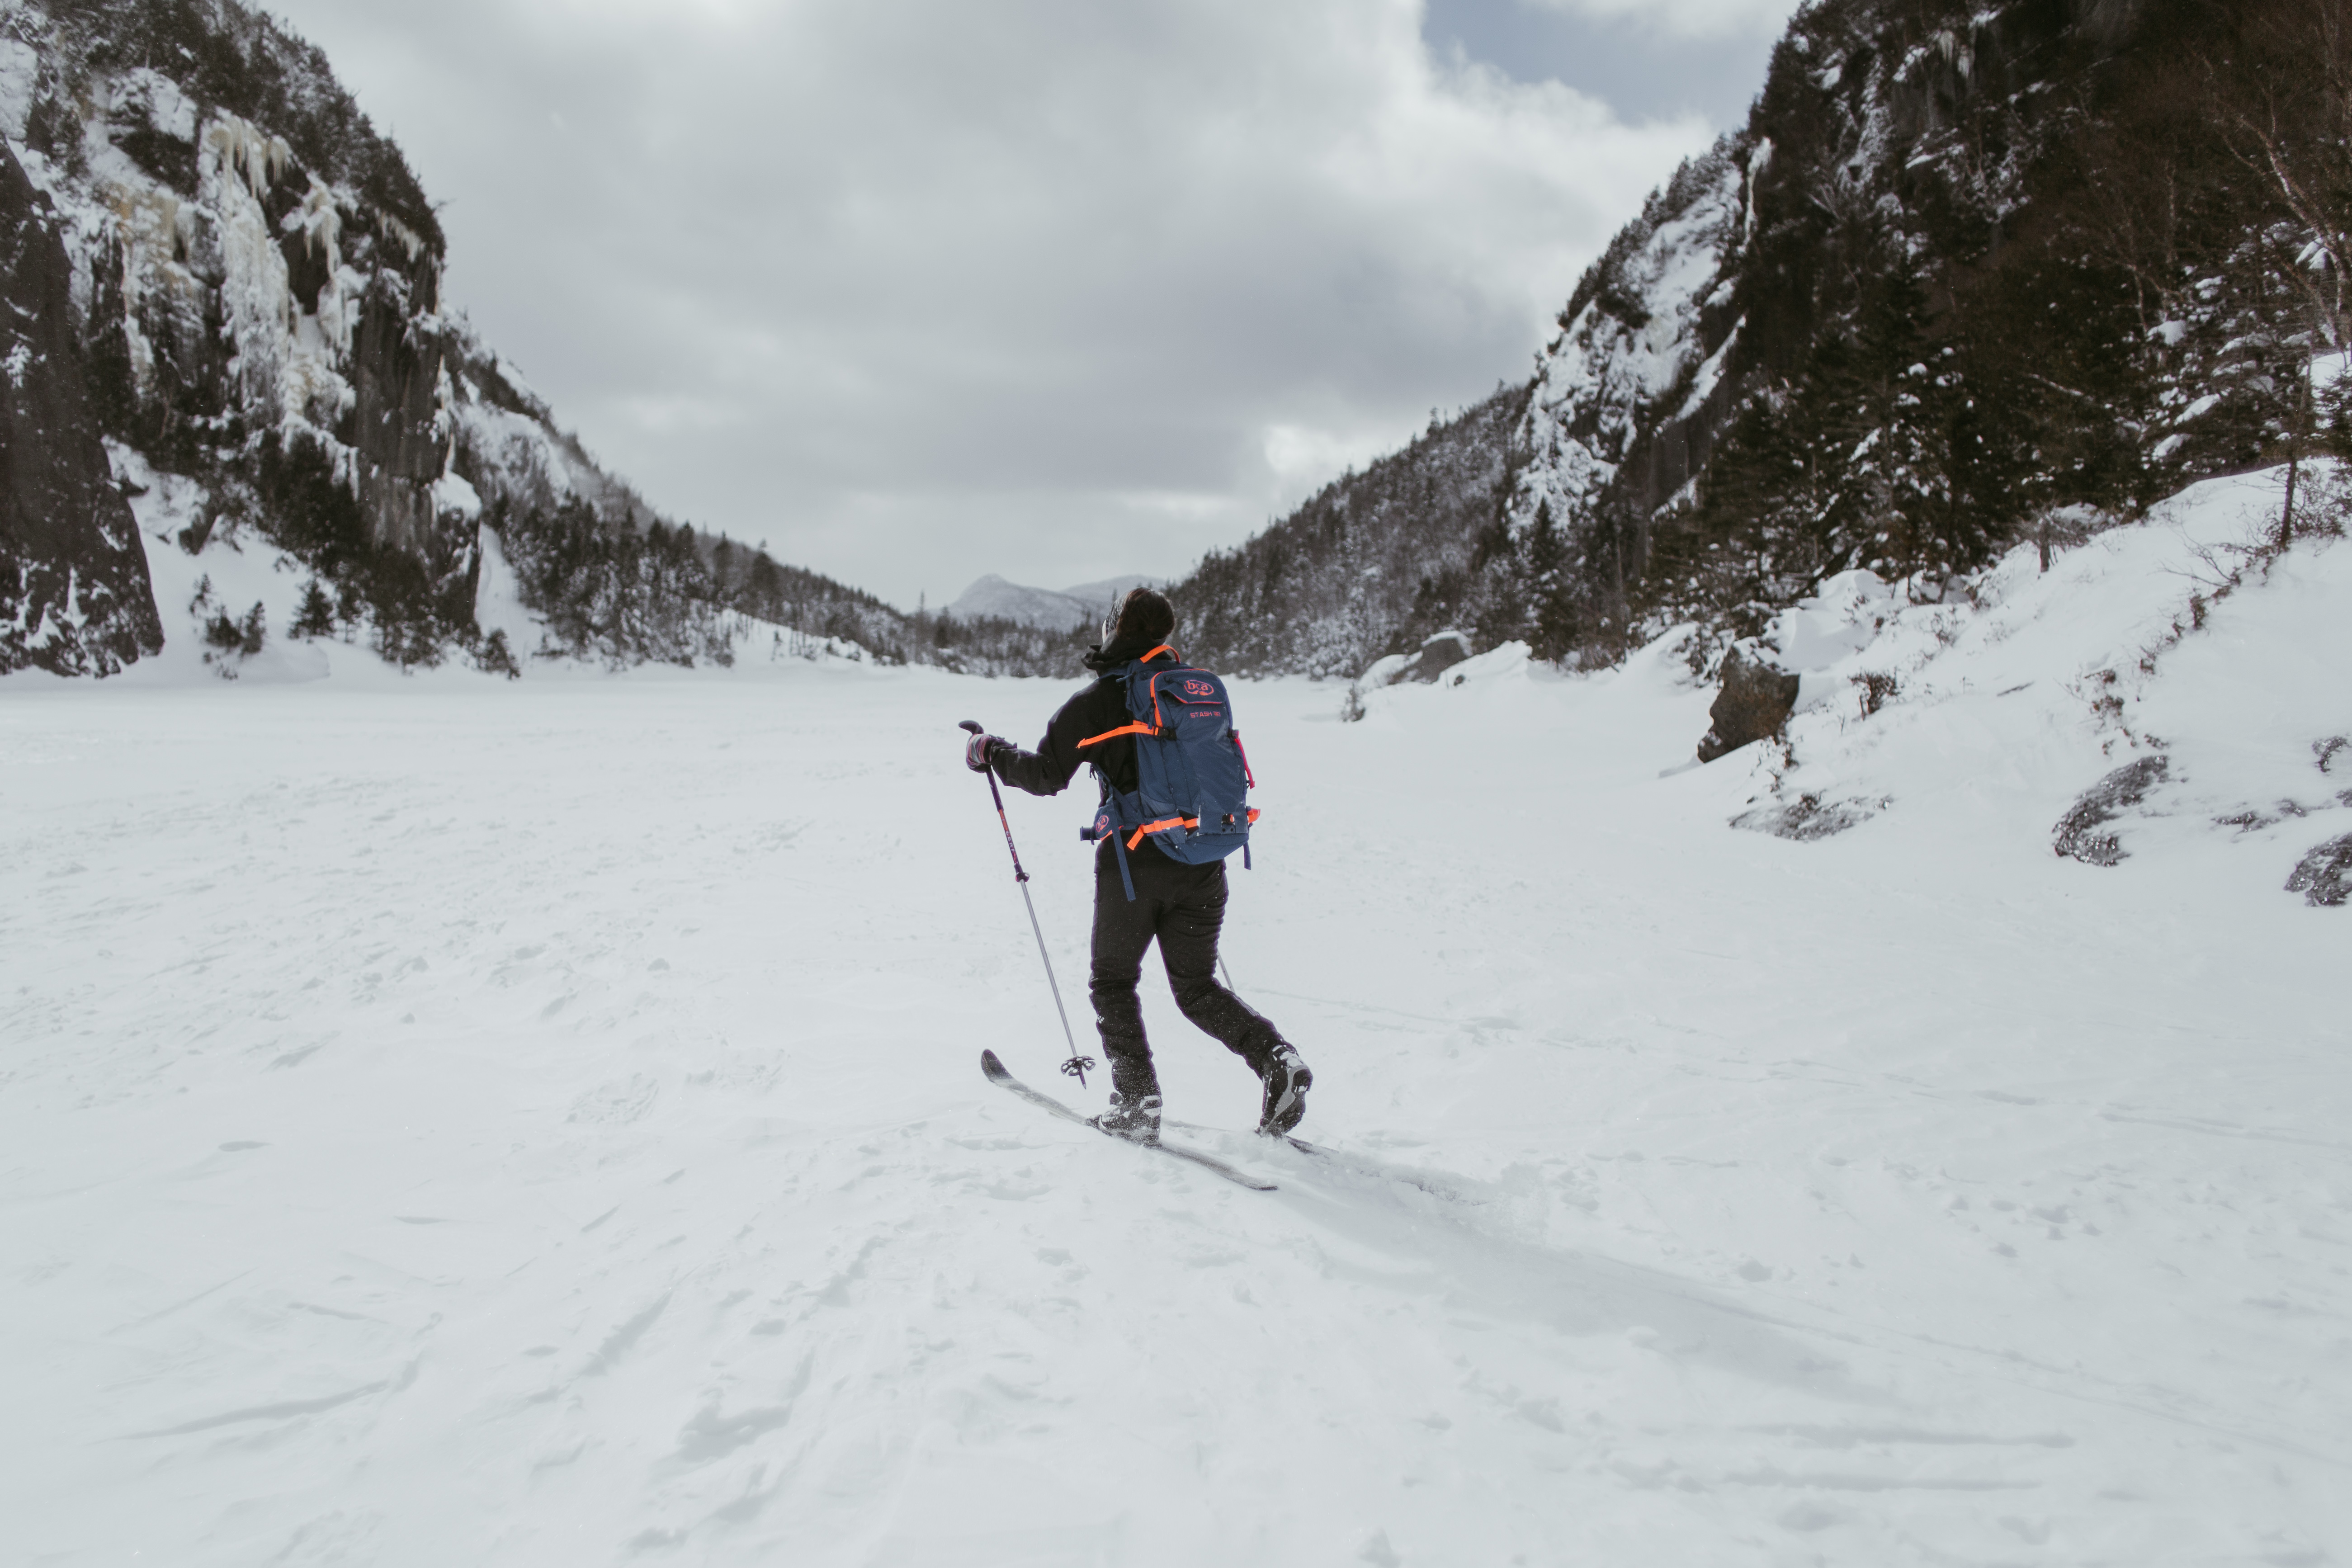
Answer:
[{"left": 1089, "top": 843, "right": 1284, "bottom": 1100}]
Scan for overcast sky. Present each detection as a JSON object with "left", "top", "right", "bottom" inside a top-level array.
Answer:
[{"left": 261, "top": 0, "right": 1794, "bottom": 609}]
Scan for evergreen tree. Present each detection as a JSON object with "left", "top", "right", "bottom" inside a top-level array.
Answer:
[
  {"left": 1845, "top": 249, "right": 1963, "bottom": 585},
  {"left": 292, "top": 579, "right": 335, "bottom": 639},
  {"left": 477, "top": 628, "right": 521, "bottom": 679},
  {"left": 1680, "top": 330, "right": 1875, "bottom": 629},
  {"left": 1523, "top": 501, "right": 1577, "bottom": 661}
]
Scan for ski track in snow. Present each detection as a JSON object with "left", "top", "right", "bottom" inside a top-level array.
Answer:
[{"left": 6, "top": 497, "right": 2352, "bottom": 1564}]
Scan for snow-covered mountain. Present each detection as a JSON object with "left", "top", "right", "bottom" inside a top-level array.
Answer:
[
  {"left": 1170, "top": 0, "right": 2349, "bottom": 679},
  {"left": 0, "top": 0, "right": 613, "bottom": 673},
  {"left": 0, "top": 0, "right": 935, "bottom": 678},
  {"left": 945, "top": 573, "right": 1167, "bottom": 629},
  {"left": 8, "top": 0, "right": 2342, "bottom": 694}
]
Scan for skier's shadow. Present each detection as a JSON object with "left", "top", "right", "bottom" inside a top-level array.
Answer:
[{"left": 1247, "top": 1139, "right": 1891, "bottom": 1408}]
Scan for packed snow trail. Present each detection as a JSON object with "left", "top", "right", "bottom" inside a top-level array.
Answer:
[{"left": 6, "top": 491, "right": 2352, "bottom": 1564}]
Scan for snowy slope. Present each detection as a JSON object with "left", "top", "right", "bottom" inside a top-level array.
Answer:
[
  {"left": 3, "top": 472, "right": 2348, "bottom": 1565},
  {"left": 1711, "top": 465, "right": 2352, "bottom": 863},
  {"left": 94, "top": 441, "right": 871, "bottom": 687}
]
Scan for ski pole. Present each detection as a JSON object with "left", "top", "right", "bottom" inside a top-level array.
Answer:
[{"left": 959, "top": 721, "right": 1094, "bottom": 1087}]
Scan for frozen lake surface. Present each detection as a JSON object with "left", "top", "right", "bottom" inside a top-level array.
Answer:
[{"left": 5, "top": 484, "right": 2350, "bottom": 1564}]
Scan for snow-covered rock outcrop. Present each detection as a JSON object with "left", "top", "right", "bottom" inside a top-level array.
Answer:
[
  {"left": 1511, "top": 146, "right": 1747, "bottom": 543},
  {"left": 0, "top": 0, "right": 666, "bottom": 674},
  {"left": 1, "top": 132, "right": 159, "bottom": 673}
]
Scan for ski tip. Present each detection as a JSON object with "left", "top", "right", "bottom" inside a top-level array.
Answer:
[{"left": 980, "top": 1048, "right": 1009, "bottom": 1080}]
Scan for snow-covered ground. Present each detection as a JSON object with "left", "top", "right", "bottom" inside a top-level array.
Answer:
[{"left": 5, "top": 474, "right": 2350, "bottom": 1566}]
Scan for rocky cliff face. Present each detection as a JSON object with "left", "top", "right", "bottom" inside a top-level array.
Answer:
[
  {"left": 0, "top": 132, "right": 159, "bottom": 672},
  {"left": 1517, "top": 148, "right": 1748, "bottom": 542},
  {"left": 0, "top": 0, "right": 737, "bottom": 673},
  {"left": 2, "top": 1, "right": 484, "bottom": 643}
]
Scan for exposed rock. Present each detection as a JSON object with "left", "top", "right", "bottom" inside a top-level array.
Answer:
[
  {"left": 2051, "top": 756, "right": 2169, "bottom": 866},
  {"left": 2286, "top": 835, "right": 2352, "bottom": 907},
  {"left": 348, "top": 269, "right": 453, "bottom": 560},
  {"left": 1731, "top": 793, "right": 1885, "bottom": 841},
  {"left": 2228, "top": 797, "right": 2318, "bottom": 830},
  {"left": 1351, "top": 629, "right": 1477, "bottom": 697},
  {"left": 1402, "top": 631, "right": 1470, "bottom": 684},
  {"left": 0, "top": 139, "right": 163, "bottom": 675},
  {"left": 1697, "top": 648, "right": 1800, "bottom": 763},
  {"left": 2316, "top": 737, "right": 2348, "bottom": 775}
]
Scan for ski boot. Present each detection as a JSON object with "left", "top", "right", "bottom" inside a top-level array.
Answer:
[
  {"left": 1256, "top": 1044, "right": 1312, "bottom": 1135},
  {"left": 1090, "top": 1091, "right": 1163, "bottom": 1144}
]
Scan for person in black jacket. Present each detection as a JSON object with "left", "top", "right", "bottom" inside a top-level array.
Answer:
[{"left": 964, "top": 588, "right": 1310, "bottom": 1144}]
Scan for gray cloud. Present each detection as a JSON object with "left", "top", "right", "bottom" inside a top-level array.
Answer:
[
  {"left": 1518, "top": 0, "right": 1801, "bottom": 41},
  {"left": 264, "top": 0, "right": 1721, "bottom": 607},
  {"left": 1425, "top": 0, "right": 1786, "bottom": 123}
]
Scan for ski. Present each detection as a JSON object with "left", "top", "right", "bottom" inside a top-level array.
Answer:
[
  {"left": 1165, "top": 1118, "right": 1474, "bottom": 1204},
  {"left": 1168, "top": 1114, "right": 1324, "bottom": 1157},
  {"left": 979, "top": 1050, "right": 1277, "bottom": 1191}
]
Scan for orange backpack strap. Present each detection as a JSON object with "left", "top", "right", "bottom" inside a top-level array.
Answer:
[
  {"left": 1124, "top": 815, "right": 1198, "bottom": 851},
  {"left": 1077, "top": 721, "right": 1155, "bottom": 749}
]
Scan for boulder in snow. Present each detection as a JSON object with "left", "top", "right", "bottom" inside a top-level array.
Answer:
[
  {"left": 1351, "top": 630, "right": 1474, "bottom": 696},
  {"left": 1697, "top": 648, "right": 1800, "bottom": 763},
  {"left": 1401, "top": 631, "right": 1472, "bottom": 684},
  {"left": 2285, "top": 834, "right": 2352, "bottom": 907},
  {"left": 2052, "top": 756, "right": 2169, "bottom": 866}
]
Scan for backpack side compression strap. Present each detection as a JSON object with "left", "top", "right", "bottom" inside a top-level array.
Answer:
[{"left": 1125, "top": 807, "right": 1259, "bottom": 852}]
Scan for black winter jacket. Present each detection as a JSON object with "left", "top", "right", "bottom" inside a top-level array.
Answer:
[{"left": 990, "top": 633, "right": 1180, "bottom": 803}]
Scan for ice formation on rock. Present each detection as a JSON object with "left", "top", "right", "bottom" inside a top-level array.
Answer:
[{"left": 0, "top": 0, "right": 665, "bottom": 673}]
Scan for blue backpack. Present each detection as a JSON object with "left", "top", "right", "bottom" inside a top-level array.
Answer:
[{"left": 1077, "top": 647, "right": 1258, "bottom": 900}]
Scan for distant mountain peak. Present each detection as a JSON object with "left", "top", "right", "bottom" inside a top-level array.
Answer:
[{"left": 945, "top": 574, "right": 1166, "bottom": 629}]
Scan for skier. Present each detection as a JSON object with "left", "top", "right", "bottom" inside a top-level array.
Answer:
[{"left": 963, "top": 587, "right": 1311, "bottom": 1144}]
